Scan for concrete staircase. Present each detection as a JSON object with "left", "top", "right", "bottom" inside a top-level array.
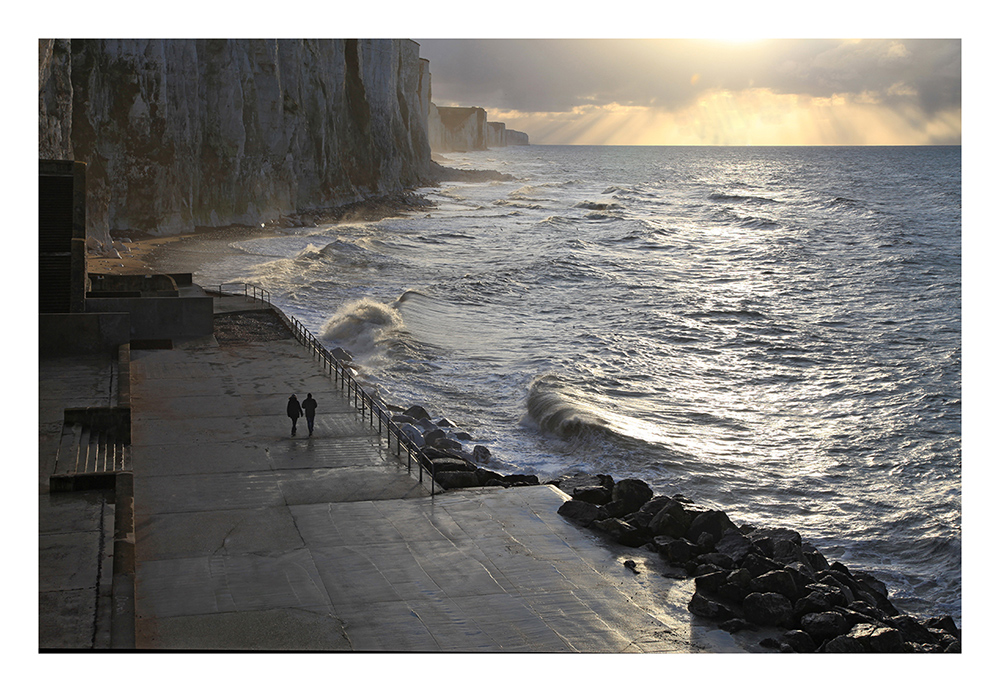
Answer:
[{"left": 51, "top": 408, "right": 131, "bottom": 492}]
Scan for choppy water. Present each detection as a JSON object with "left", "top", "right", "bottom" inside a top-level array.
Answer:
[{"left": 169, "top": 145, "right": 961, "bottom": 625}]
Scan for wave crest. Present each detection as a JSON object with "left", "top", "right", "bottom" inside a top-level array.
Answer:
[
  {"left": 525, "top": 374, "right": 612, "bottom": 442},
  {"left": 320, "top": 298, "right": 405, "bottom": 360}
]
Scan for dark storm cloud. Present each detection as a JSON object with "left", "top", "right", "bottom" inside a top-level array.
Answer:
[{"left": 417, "top": 38, "right": 961, "bottom": 116}]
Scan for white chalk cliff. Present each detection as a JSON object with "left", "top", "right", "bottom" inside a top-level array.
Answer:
[{"left": 39, "top": 39, "right": 433, "bottom": 251}]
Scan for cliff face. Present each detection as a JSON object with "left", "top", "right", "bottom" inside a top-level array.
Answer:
[
  {"left": 38, "top": 39, "right": 433, "bottom": 250},
  {"left": 429, "top": 105, "right": 487, "bottom": 153},
  {"left": 429, "top": 103, "right": 529, "bottom": 153}
]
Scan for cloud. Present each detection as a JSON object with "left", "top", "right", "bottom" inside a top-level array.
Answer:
[{"left": 416, "top": 38, "right": 961, "bottom": 144}]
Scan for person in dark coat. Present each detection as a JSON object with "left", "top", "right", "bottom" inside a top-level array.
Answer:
[
  {"left": 302, "top": 393, "right": 318, "bottom": 437},
  {"left": 287, "top": 394, "right": 303, "bottom": 436}
]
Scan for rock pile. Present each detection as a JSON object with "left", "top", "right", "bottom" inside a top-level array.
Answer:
[
  {"left": 555, "top": 472, "right": 960, "bottom": 653},
  {"left": 390, "top": 404, "right": 540, "bottom": 491}
]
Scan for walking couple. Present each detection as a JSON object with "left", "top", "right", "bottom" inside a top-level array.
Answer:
[{"left": 287, "top": 393, "right": 318, "bottom": 437}]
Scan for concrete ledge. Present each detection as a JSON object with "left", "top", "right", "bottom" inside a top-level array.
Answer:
[
  {"left": 40, "top": 312, "right": 129, "bottom": 357},
  {"left": 86, "top": 295, "right": 213, "bottom": 340},
  {"left": 113, "top": 472, "right": 135, "bottom": 648}
]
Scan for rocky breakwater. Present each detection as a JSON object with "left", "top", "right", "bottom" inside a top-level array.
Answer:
[
  {"left": 388, "top": 404, "right": 540, "bottom": 490},
  {"left": 556, "top": 474, "right": 961, "bottom": 653},
  {"left": 38, "top": 39, "right": 433, "bottom": 253}
]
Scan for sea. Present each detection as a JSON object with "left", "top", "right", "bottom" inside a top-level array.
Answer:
[{"left": 163, "top": 145, "right": 962, "bottom": 626}]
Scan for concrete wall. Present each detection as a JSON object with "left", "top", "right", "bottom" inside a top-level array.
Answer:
[
  {"left": 85, "top": 296, "right": 214, "bottom": 339},
  {"left": 40, "top": 312, "right": 130, "bottom": 357}
]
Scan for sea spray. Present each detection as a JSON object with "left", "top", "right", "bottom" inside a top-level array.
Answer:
[{"left": 320, "top": 297, "right": 405, "bottom": 363}]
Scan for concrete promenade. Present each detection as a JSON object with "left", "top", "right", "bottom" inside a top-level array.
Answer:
[{"left": 42, "top": 293, "right": 755, "bottom": 652}]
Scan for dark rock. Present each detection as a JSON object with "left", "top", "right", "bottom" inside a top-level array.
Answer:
[
  {"left": 688, "top": 592, "right": 737, "bottom": 621},
  {"left": 749, "top": 570, "right": 800, "bottom": 602},
  {"left": 783, "top": 563, "right": 816, "bottom": 596},
  {"left": 743, "top": 592, "right": 794, "bottom": 628},
  {"left": 330, "top": 346, "right": 353, "bottom": 363},
  {"left": 655, "top": 537, "right": 695, "bottom": 566},
  {"left": 869, "top": 625, "right": 907, "bottom": 653},
  {"left": 453, "top": 431, "right": 474, "bottom": 441},
  {"left": 800, "top": 611, "right": 850, "bottom": 641},
  {"left": 558, "top": 500, "right": 604, "bottom": 527},
  {"left": 926, "top": 615, "right": 960, "bottom": 638},
  {"left": 554, "top": 472, "right": 615, "bottom": 497},
  {"left": 686, "top": 510, "right": 738, "bottom": 546},
  {"left": 719, "top": 618, "right": 752, "bottom": 633},
  {"left": 391, "top": 413, "right": 416, "bottom": 426},
  {"left": 698, "top": 552, "right": 735, "bottom": 570},
  {"left": 434, "top": 470, "right": 481, "bottom": 489},
  {"left": 426, "top": 458, "right": 476, "bottom": 474},
  {"left": 793, "top": 590, "right": 835, "bottom": 619},
  {"left": 822, "top": 634, "right": 866, "bottom": 653},
  {"left": 843, "top": 600, "right": 886, "bottom": 623},
  {"left": 572, "top": 485, "right": 613, "bottom": 505},
  {"left": 611, "top": 478, "right": 653, "bottom": 514},
  {"left": 602, "top": 499, "right": 631, "bottom": 519},
  {"left": 695, "top": 532, "right": 717, "bottom": 553},
  {"left": 714, "top": 528, "right": 754, "bottom": 563},
  {"left": 436, "top": 418, "right": 457, "bottom": 428},
  {"left": 887, "top": 614, "right": 937, "bottom": 646},
  {"left": 475, "top": 468, "right": 504, "bottom": 486},
  {"left": 743, "top": 553, "right": 784, "bottom": 578},
  {"left": 403, "top": 405, "right": 431, "bottom": 421},
  {"left": 781, "top": 629, "right": 817, "bottom": 653},
  {"left": 398, "top": 423, "right": 425, "bottom": 447},
  {"left": 852, "top": 571, "right": 898, "bottom": 616},
  {"left": 717, "top": 568, "right": 754, "bottom": 603},
  {"left": 592, "top": 518, "right": 648, "bottom": 548},
  {"left": 472, "top": 445, "right": 492, "bottom": 464},
  {"left": 623, "top": 559, "right": 639, "bottom": 574},
  {"left": 423, "top": 428, "right": 448, "bottom": 445},
  {"left": 648, "top": 498, "right": 695, "bottom": 539},
  {"left": 801, "top": 543, "right": 830, "bottom": 572},
  {"left": 431, "top": 437, "right": 464, "bottom": 452},
  {"left": 818, "top": 574, "right": 856, "bottom": 605},
  {"left": 691, "top": 563, "right": 721, "bottom": 577},
  {"left": 805, "top": 582, "right": 850, "bottom": 608},
  {"left": 628, "top": 496, "right": 674, "bottom": 528},
  {"left": 746, "top": 527, "right": 806, "bottom": 566},
  {"left": 926, "top": 628, "right": 957, "bottom": 649},
  {"left": 422, "top": 447, "right": 467, "bottom": 461},
  {"left": 502, "top": 473, "right": 539, "bottom": 486},
  {"left": 828, "top": 561, "right": 852, "bottom": 576},
  {"left": 694, "top": 570, "right": 729, "bottom": 594}
]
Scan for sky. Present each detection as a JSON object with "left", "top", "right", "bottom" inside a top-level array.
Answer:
[{"left": 416, "top": 38, "right": 961, "bottom": 146}]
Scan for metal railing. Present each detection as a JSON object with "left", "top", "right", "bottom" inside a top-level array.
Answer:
[
  {"left": 219, "top": 282, "right": 271, "bottom": 306},
  {"left": 215, "top": 283, "right": 437, "bottom": 495}
]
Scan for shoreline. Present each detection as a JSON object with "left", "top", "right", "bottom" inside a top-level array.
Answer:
[{"left": 87, "top": 191, "right": 438, "bottom": 276}]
